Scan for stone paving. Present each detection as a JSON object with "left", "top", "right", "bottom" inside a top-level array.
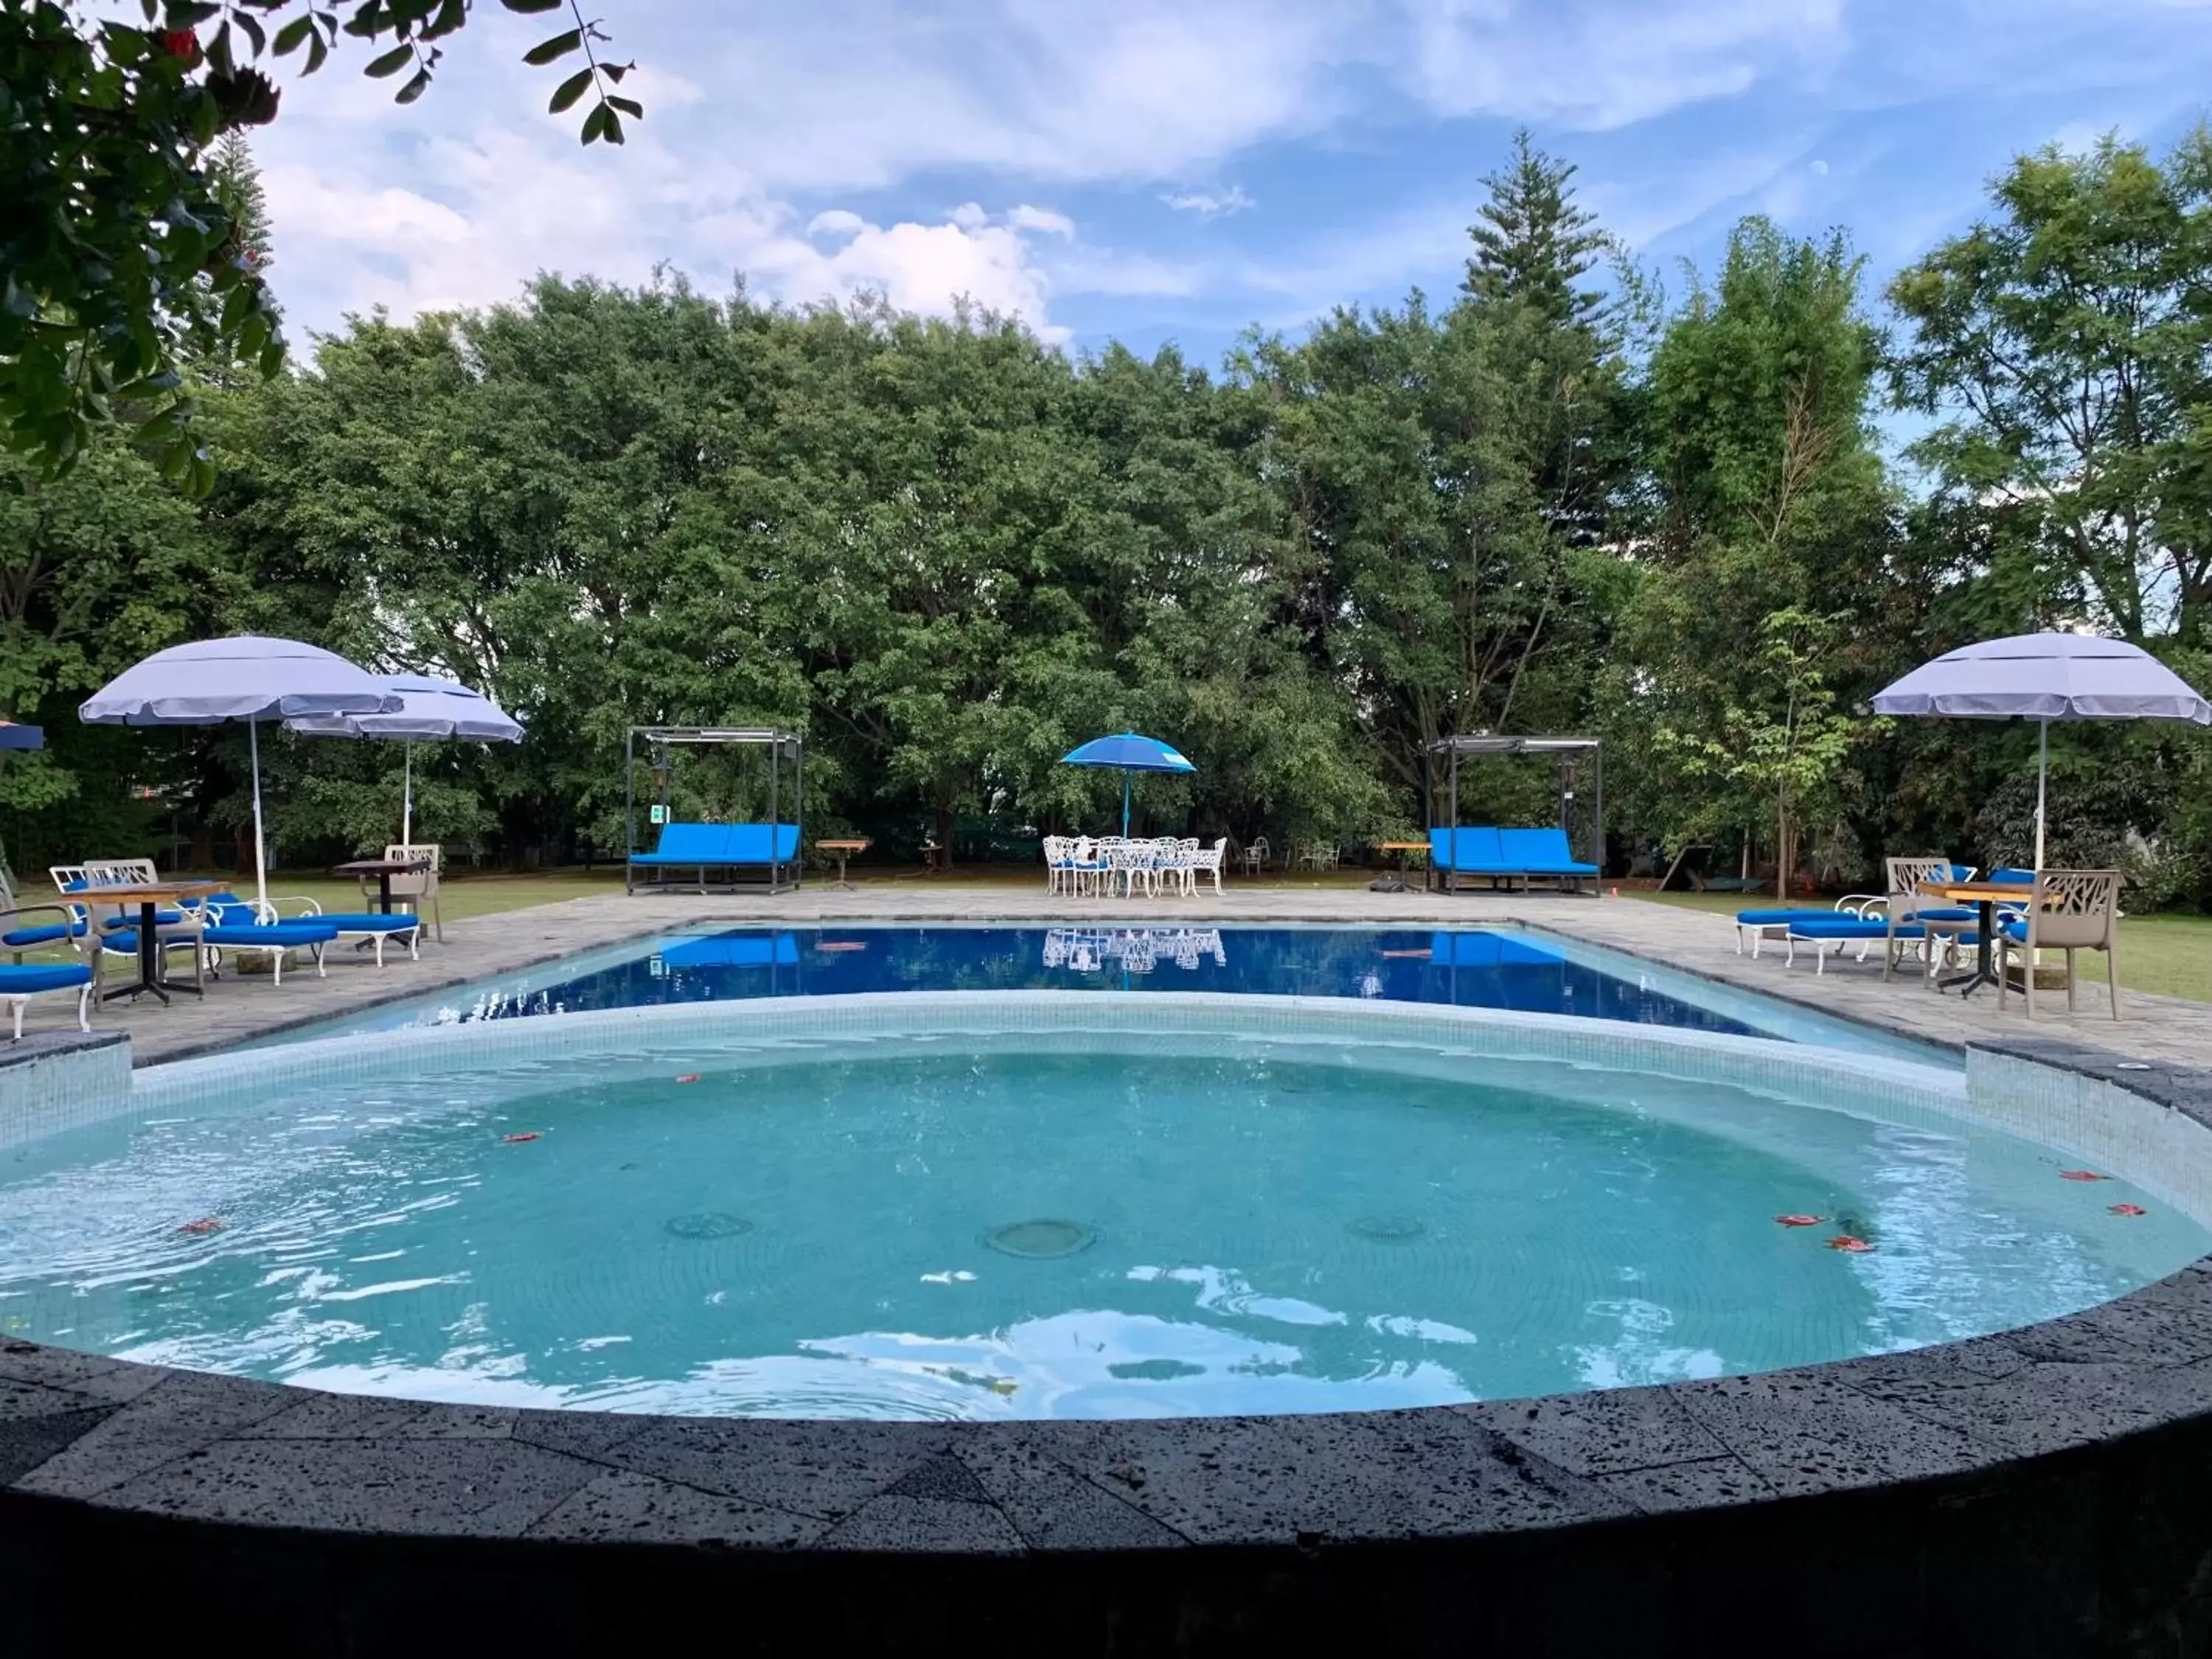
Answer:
[{"left": 35, "top": 875, "right": 2205, "bottom": 1068}]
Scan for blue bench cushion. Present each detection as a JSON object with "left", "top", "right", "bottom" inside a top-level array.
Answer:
[
  {"left": 3, "top": 919, "right": 88, "bottom": 948},
  {"left": 201, "top": 922, "right": 340, "bottom": 947},
  {"left": 0, "top": 963, "right": 92, "bottom": 993},
  {"left": 1497, "top": 827, "right": 1599, "bottom": 876},
  {"left": 630, "top": 823, "right": 802, "bottom": 866},
  {"left": 1428, "top": 827, "right": 1512, "bottom": 872},
  {"left": 658, "top": 934, "right": 801, "bottom": 968},
  {"left": 316, "top": 913, "right": 422, "bottom": 932},
  {"left": 1429, "top": 931, "right": 1567, "bottom": 967}
]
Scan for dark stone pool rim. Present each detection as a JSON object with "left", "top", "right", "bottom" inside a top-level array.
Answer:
[{"left": 5, "top": 1032, "right": 2212, "bottom": 1655}]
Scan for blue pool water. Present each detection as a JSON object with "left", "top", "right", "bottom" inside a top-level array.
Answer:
[
  {"left": 0, "top": 1024, "right": 2197, "bottom": 1419},
  {"left": 301, "top": 925, "right": 1897, "bottom": 1051}
]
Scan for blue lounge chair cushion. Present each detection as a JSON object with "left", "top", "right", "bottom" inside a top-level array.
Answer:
[
  {"left": 97, "top": 929, "right": 199, "bottom": 955},
  {"left": 200, "top": 922, "right": 339, "bottom": 948},
  {"left": 1989, "top": 867, "right": 2037, "bottom": 886},
  {"left": 1905, "top": 906, "right": 1978, "bottom": 922},
  {"left": 1736, "top": 908, "right": 1841, "bottom": 925},
  {"left": 630, "top": 823, "right": 802, "bottom": 866},
  {"left": 3, "top": 919, "right": 88, "bottom": 947},
  {"left": 1429, "top": 931, "right": 1567, "bottom": 967},
  {"left": 1780, "top": 917, "right": 1905, "bottom": 939},
  {"left": 315, "top": 913, "right": 421, "bottom": 933},
  {"left": 1497, "top": 827, "right": 1599, "bottom": 876},
  {"left": 0, "top": 963, "right": 92, "bottom": 994},
  {"left": 100, "top": 909, "right": 184, "bottom": 929}
]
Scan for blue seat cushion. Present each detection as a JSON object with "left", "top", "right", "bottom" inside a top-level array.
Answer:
[
  {"left": 316, "top": 913, "right": 421, "bottom": 932},
  {"left": 1429, "top": 827, "right": 1513, "bottom": 872},
  {"left": 3, "top": 920, "right": 88, "bottom": 947},
  {"left": 201, "top": 922, "right": 339, "bottom": 947},
  {"left": 98, "top": 929, "right": 198, "bottom": 955},
  {"left": 101, "top": 908, "right": 185, "bottom": 930},
  {"left": 1430, "top": 931, "right": 1566, "bottom": 967},
  {"left": 631, "top": 823, "right": 803, "bottom": 866},
  {"left": 1736, "top": 908, "right": 1832, "bottom": 925},
  {"left": 1906, "top": 906, "right": 1978, "bottom": 922},
  {"left": 0, "top": 963, "right": 92, "bottom": 993},
  {"left": 1989, "top": 868, "right": 2037, "bottom": 886},
  {"left": 1781, "top": 917, "right": 1901, "bottom": 939},
  {"left": 1497, "top": 827, "right": 1599, "bottom": 875}
]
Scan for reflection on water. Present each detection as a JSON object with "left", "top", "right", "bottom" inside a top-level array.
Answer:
[{"left": 1042, "top": 928, "right": 1228, "bottom": 974}]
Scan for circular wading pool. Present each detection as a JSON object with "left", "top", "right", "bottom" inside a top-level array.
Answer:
[{"left": 0, "top": 996, "right": 2199, "bottom": 1422}]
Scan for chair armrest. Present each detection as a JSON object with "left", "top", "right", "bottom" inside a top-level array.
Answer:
[
  {"left": 268, "top": 897, "right": 324, "bottom": 918},
  {"left": 1837, "top": 894, "right": 1882, "bottom": 914}
]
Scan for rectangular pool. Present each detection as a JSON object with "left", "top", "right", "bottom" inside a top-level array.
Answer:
[{"left": 260, "top": 925, "right": 1955, "bottom": 1068}]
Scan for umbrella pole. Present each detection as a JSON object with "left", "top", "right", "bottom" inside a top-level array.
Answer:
[
  {"left": 402, "top": 740, "right": 413, "bottom": 847},
  {"left": 2034, "top": 720, "right": 2048, "bottom": 872},
  {"left": 1121, "top": 772, "right": 1131, "bottom": 839},
  {"left": 248, "top": 717, "right": 269, "bottom": 914}
]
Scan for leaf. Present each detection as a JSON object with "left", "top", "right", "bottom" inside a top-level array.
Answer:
[
  {"left": 365, "top": 43, "right": 414, "bottom": 77},
  {"left": 395, "top": 67, "right": 431, "bottom": 104},
  {"left": 501, "top": 0, "right": 565, "bottom": 11},
  {"left": 547, "top": 67, "right": 593, "bottom": 114},
  {"left": 605, "top": 95, "right": 641, "bottom": 119},
  {"left": 580, "top": 101, "right": 611, "bottom": 145},
  {"left": 600, "top": 60, "right": 628, "bottom": 83},
  {"left": 233, "top": 10, "right": 265, "bottom": 55},
  {"left": 304, "top": 31, "right": 328, "bottom": 72},
  {"left": 272, "top": 14, "right": 314, "bottom": 53},
  {"left": 522, "top": 28, "right": 582, "bottom": 65},
  {"left": 166, "top": 2, "right": 221, "bottom": 24}
]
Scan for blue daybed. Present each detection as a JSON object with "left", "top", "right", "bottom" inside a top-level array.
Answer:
[
  {"left": 626, "top": 822, "right": 802, "bottom": 894},
  {"left": 1427, "top": 827, "right": 1601, "bottom": 893}
]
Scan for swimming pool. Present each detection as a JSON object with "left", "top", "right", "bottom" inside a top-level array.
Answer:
[
  {"left": 4, "top": 995, "right": 2198, "bottom": 1421},
  {"left": 270, "top": 924, "right": 1948, "bottom": 1065}
]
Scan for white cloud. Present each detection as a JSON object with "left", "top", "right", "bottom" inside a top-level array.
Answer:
[
  {"left": 735, "top": 208, "right": 1071, "bottom": 341},
  {"left": 1008, "top": 204, "right": 1077, "bottom": 238},
  {"left": 806, "top": 209, "right": 868, "bottom": 238},
  {"left": 1809, "top": 157, "right": 1830, "bottom": 175},
  {"left": 1161, "top": 184, "right": 1255, "bottom": 218}
]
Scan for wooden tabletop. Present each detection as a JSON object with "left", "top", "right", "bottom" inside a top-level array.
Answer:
[
  {"left": 1377, "top": 841, "right": 1430, "bottom": 852},
  {"left": 1920, "top": 880, "right": 2036, "bottom": 900},
  {"left": 77, "top": 879, "right": 227, "bottom": 902},
  {"left": 816, "top": 838, "right": 872, "bottom": 851},
  {"left": 331, "top": 859, "right": 430, "bottom": 876}
]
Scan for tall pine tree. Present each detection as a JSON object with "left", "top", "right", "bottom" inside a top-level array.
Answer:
[
  {"left": 197, "top": 133, "right": 279, "bottom": 389},
  {"left": 1461, "top": 128, "right": 1613, "bottom": 334}
]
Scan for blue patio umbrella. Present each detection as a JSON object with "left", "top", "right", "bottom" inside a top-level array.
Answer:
[
  {"left": 1060, "top": 732, "right": 1197, "bottom": 837},
  {"left": 0, "top": 721, "right": 44, "bottom": 751}
]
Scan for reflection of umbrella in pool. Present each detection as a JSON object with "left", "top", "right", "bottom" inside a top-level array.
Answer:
[
  {"left": 1871, "top": 633, "right": 2210, "bottom": 868},
  {"left": 0, "top": 721, "right": 44, "bottom": 751},
  {"left": 1058, "top": 731, "right": 1197, "bottom": 838},
  {"left": 285, "top": 674, "right": 524, "bottom": 844},
  {"left": 79, "top": 636, "right": 398, "bottom": 909}
]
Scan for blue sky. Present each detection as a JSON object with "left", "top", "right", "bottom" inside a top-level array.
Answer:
[{"left": 252, "top": 0, "right": 2211, "bottom": 368}]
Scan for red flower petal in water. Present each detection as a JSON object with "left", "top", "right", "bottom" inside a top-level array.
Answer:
[
  {"left": 2110, "top": 1203, "right": 2147, "bottom": 1217},
  {"left": 2059, "top": 1170, "right": 2110, "bottom": 1182},
  {"left": 1775, "top": 1214, "right": 1827, "bottom": 1228},
  {"left": 177, "top": 1217, "right": 223, "bottom": 1235},
  {"left": 1827, "top": 1235, "right": 1874, "bottom": 1253},
  {"left": 675, "top": 1074, "right": 701, "bottom": 1084},
  {"left": 501, "top": 1132, "right": 540, "bottom": 1144}
]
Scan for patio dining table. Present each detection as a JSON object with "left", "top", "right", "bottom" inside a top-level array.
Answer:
[
  {"left": 1919, "top": 877, "right": 2036, "bottom": 998},
  {"left": 330, "top": 857, "right": 431, "bottom": 916},
  {"left": 90, "top": 879, "right": 226, "bottom": 1004}
]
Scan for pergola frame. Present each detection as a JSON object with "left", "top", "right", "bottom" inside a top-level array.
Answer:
[
  {"left": 625, "top": 726, "right": 804, "bottom": 894},
  {"left": 1422, "top": 734, "right": 1604, "bottom": 894}
]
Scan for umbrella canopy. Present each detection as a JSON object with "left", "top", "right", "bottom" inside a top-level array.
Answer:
[
  {"left": 1060, "top": 731, "right": 1197, "bottom": 838},
  {"left": 1871, "top": 632, "right": 2211, "bottom": 868},
  {"left": 0, "top": 721, "right": 44, "bottom": 751},
  {"left": 80, "top": 636, "right": 397, "bottom": 908},
  {"left": 286, "top": 675, "right": 524, "bottom": 844}
]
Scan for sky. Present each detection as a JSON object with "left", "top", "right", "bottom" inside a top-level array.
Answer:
[{"left": 249, "top": 0, "right": 2212, "bottom": 367}]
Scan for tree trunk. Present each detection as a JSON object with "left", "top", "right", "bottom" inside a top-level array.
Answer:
[
  {"left": 935, "top": 801, "right": 954, "bottom": 869},
  {"left": 1775, "top": 793, "right": 1790, "bottom": 902}
]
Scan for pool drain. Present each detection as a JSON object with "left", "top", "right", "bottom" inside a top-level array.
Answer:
[
  {"left": 985, "top": 1218, "right": 1096, "bottom": 1259},
  {"left": 664, "top": 1211, "right": 753, "bottom": 1241},
  {"left": 1346, "top": 1215, "right": 1426, "bottom": 1243}
]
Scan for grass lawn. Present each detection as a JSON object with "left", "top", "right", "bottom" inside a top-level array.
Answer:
[{"left": 1624, "top": 888, "right": 2212, "bottom": 1004}]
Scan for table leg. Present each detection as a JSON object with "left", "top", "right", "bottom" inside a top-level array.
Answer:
[
  {"left": 1940, "top": 900, "right": 2000, "bottom": 997},
  {"left": 106, "top": 900, "right": 170, "bottom": 1004},
  {"left": 378, "top": 874, "right": 394, "bottom": 915}
]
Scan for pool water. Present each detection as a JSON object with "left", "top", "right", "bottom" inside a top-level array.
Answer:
[{"left": 1, "top": 1030, "right": 2196, "bottom": 1419}]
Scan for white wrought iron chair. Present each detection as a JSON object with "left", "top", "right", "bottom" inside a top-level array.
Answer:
[{"left": 383, "top": 844, "right": 443, "bottom": 942}]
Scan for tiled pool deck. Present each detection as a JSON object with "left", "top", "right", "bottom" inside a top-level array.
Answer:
[{"left": 46, "top": 880, "right": 2212, "bottom": 1070}]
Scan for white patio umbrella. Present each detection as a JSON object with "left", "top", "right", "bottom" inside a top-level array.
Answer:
[
  {"left": 285, "top": 674, "right": 524, "bottom": 844},
  {"left": 79, "top": 636, "right": 399, "bottom": 911},
  {"left": 1870, "top": 632, "right": 2211, "bottom": 868}
]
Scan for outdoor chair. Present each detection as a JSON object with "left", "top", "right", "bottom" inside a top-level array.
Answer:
[
  {"left": 0, "top": 905, "right": 99, "bottom": 1038},
  {"left": 184, "top": 894, "right": 341, "bottom": 988},
  {"left": 1241, "top": 837, "right": 1269, "bottom": 876},
  {"left": 382, "top": 843, "right": 444, "bottom": 942},
  {"left": 1996, "top": 869, "right": 2123, "bottom": 1020},
  {"left": 1873, "top": 858, "right": 1980, "bottom": 984},
  {"left": 1189, "top": 838, "right": 1227, "bottom": 896}
]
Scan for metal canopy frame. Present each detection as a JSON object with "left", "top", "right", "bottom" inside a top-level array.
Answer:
[
  {"left": 625, "top": 725, "right": 804, "bottom": 894},
  {"left": 1422, "top": 734, "right": 1604, "bottom": 894}
]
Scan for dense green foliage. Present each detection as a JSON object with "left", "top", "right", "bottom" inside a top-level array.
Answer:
[
  {"left": 3, "top": 128, "right": 2210, "bottom": 902},
  {"left": 0, "top": 0, "right": 639, "bottom": 489}
]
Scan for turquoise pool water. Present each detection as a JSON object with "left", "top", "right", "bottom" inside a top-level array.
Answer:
[{"left": 1, "top": 1024, "right": 2194, "bottom": 1419}]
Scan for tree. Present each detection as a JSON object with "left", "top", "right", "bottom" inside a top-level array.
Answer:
[
  {"left": 1888, "top": 126, "right": 2212, "bottom": 647},
  {"left": 1461, "top": 128, "right": 1615, "bottom": 335},
  {"left": 0, "top": 0, "right": 641, "bottom": 491}
]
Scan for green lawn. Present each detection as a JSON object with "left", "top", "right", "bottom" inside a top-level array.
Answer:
[{"left": 1624, "top": 888, "right": 2212, "bottom": 1004}]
